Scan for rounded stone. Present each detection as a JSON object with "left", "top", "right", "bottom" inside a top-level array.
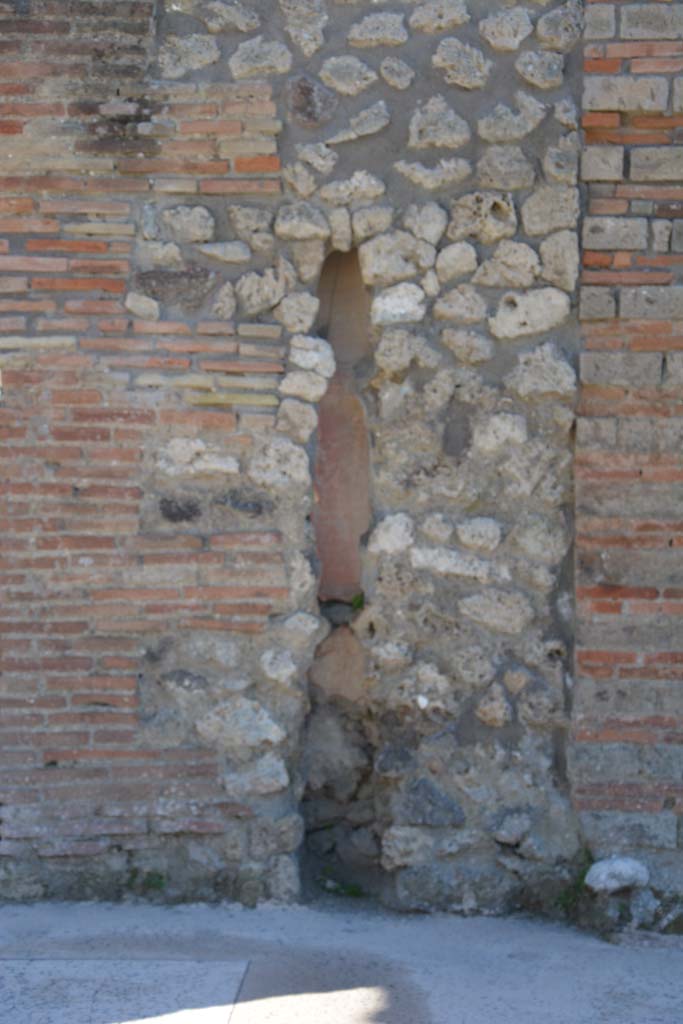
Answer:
[
  {"left": 479, "top": 8, "right": 533, "bottom": 52},
  {"left": 368, "top": 513, "right": 415, "bottom": 554},
  {"left": 489, "top": 288, "right": 570, "bottom": 339},
  {"left": 319, "top": 55, "right": 378, "bottom": 95},
  {"left": 403, "top": 202, "right": 448, "bottom": 245},
  {"left": 408, "top": 95, "right": 471, "bottom": 151},
  {"left": 409, "top": 0, "right": 470, "bottom": 34},
  {"left": 274, "top": 202, "right": 330, "bottom": 241},
  {"left": 585, "top": 857, "right": 650, "bottom": 894},
  {"left": 371, "top": 283, "right": 427, "bottom": 325},
  {"left": 433, "top": 37, "right": 492, "bottom": 89},
  {"left": 348, "top": 12, "right": 408, "bottom": 48},
  {"left": 380, "top": 56, "right": 415, "bottom": 90},
  {"left": 436, "top": 242, "right": 478, "bottom": 283},
  {"left": 515, "top": 50, "right": 565, "bottom": 90},
  {"left": 229, "top": 36, "right": 293, "bottom": 79},
  {"left": 161, "top": 205, "right": 215, "bottom": 244}
]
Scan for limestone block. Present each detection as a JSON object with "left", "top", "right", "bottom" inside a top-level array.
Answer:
[
  {"left": 475, "top": 683, "right": 512, "bottom": 727},
  {"left": 375, "top": 329, "right": 430, "bottom": 375},
  {"left": 228, "top": 205, "right": 274, "bottom": 253},
  {"left": 511, "top": 514, "right": 570, "bottom": 565},
  {"left": 279, "top": 0, "right": 328, "bottom": 57},
  {"left": 276, "top": 398, "right": 318, "bottom": 443},
  {"left": 260, "top": 648, "right": 298, "bottom": 684},
  {"left": 169, "top": 0, "right": 260, "bottom": 33},
  {"left": 536, "top": 1, "right": 583, "bottom": 52},
  {"left": 136, "top": 241, "right": 183, "bottom": 269},
  {"left": 329, "top": 207, "right": 353, "bottom": 251},
  {"left": 515, "top": 50, "right": 565, "bottom": 90},
  {"left": 279, "top": 369, "right": 328, "bottom": 403},
  {"left": 434, "top": 284, "right": 487, "bottom": 323},
  {"left": 224, "top": 753, "right": 289, "bottom": 798},
  {"left": 403, "top": 203, "right": 448, "bottom": 245},
  {"left": 543, "top": 135, "right": 578, "bottom": 185},
  {"left": 273, "top": 292, "right": 320, "bottom": 332},
  {"left": 441, "top": 328, "right": 494, "bottom": 364},
  {"left": 235, "top": 260, "right": 294, "bottom": 315},
  {"left": 581, "top": 145, "right": 624, "bottom": 182},
  {"left": 352, "top": 206, "right": 394, "bottom": 243},
  {"left": 229, "top": 36, "right": 293, "bottom": 79},
  {"left": 369, "top": 513, "right": 415, "bottom": 555},
  {"left": 476, "top": 145, "right": 535, "bottom": 190},
  {"left": 521, "top": 186, "right": 579, "bottom": 235},
  {"left": 196, "top": 698, "right": 285, "bottom": 761},
  {"left": 621, "top": 4, "right": 682, "bottom": 40},
  {"left": 359, "top": 231, "right": 434, "bottom": 287},
  {"left": 296, "top": 142, "right": 338, "bottom": 175},
  {"left": 585, "top": 857, "right": 650, "bottom": 894},
  {"left": 582, "top": 216, "right": 648, "bottom": 251},
  {"left": 125, "top": 292, "right": 160, "bottom": 321},
  {"left": 212, "top": 281, "right": 236, "bottom": 319},
  {"left": 348, "top": 13, "right": 408, "bottom": 47},
  {"left": 380, "top": 56, "right": 415, "bottom": 90},
  {"left": 540, "top": 230, "right": 579, "bottom": 291},
  {"left": 327, "top": 101, "right": 391, "bottom": 144},
  {"left": 410, "top": 545, "right": 493, "bottom": 583},
  {"left": 371, "top": 283, "right": 427, "bottom": 325},
  {"left": 630, "top": 146, "right": 683, "bottom": 182},
  {"left": 489, "top": 289, "right": 570, "bottom": 339},
  {"left": 409, "top": 0, "right": 470, "bottom": 34},
  {"left": 472, "top": 413, "right": 528, "bottom": 453},
  {"left": 408, "top": 95, "right": 471, "bottom": 151},
  {"left": 381, "top": 827, "right": 436, "bottom": 870},
  {"left": 459, "top": 588, "right": 534, "bottom": 634},
  {"left": 447, "top": 191, "right": 517, "bottom": 245},
  {"left": 506, "top": 343, "right": 576, "bottom": 400},
  {"left": 284, "top": 162, "right": 318, "bottom": 198},
  {"left": 479, "top": 8, "right": 533, "bottom": 52},
  {"left": 433, "top": 37, "right": 492, "bottom": 89},
  {"left": 555, "top": 98, "right": 578, "bottom": 129},
  {"left": 159, "top": 35, "right": 220, "bottom": 79},
  {"left": 584, "top": 4, "right": 615, "bottom": 40},
  {"left": 274, "top": 202, "right": 330, "bottom": 241},
  {"left": 161, "top": 205, "right": 215, "bottom": 243},
  {"left": 583, "top": 77, "right": 669, "bottom": 114},
  {"left": 477, "top": 92, "right": 546, "bottom": 143},
  {"left": 319, "top": 171, "right": 385, "bottom": 204},
  {"left": 473, "top": 241, "right": 539, "bottom": 289},
  {"left": 198, "top": 241, "right": 251, "bottom": 263},
  {"left": 248, "top": 437, "right": 311, "bottom": 490},
  {"left": 394, "top": 159, "right": 472, "bottom": 191},
  {"left": 456, "top": 517, "right": 502, "bottom": 552},
  {"left": 435, "top": 242, "right": 478, "bottom": 283},
  {"left": 289, "top": 334, "right": 335, "bottom": 378},
  {"left": 320, "top": 56, "right": 377, "bottom": 95}
]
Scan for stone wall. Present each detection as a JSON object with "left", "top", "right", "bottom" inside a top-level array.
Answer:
[{"left": 0, "top": 0, "right": 679, "bottom": 924}]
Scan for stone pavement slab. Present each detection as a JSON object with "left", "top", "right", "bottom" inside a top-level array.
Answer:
[
  {"left": 0, "top": 901, "right": 682, "bottom": 1024},
  {"left": 0, "top": 959, "right": 247, "bottom": 1024}
]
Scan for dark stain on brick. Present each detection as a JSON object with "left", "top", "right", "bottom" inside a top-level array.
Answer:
[{"left": 159, "top": 496, "right": 202, "bottom": 523}]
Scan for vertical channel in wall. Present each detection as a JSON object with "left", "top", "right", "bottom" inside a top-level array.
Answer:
[{"left": 302, "top": 250, "right": 380, "bottom": 893}]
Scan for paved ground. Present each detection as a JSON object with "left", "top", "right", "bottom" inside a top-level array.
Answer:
[{"left": 0, "top": 900, "right": 681, "bottom": 1024}]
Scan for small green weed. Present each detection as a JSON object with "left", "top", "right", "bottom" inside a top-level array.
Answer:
[{"left": 557, "top": 850, "right": 593, "bottom": 915}]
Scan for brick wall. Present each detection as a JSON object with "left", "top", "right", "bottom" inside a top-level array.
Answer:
[
  {"left": 573, "top": 1, "right": 683, "bottom": 895},
  {"left": 0, "top": 1, "right": 300, "bottom": 901}
]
